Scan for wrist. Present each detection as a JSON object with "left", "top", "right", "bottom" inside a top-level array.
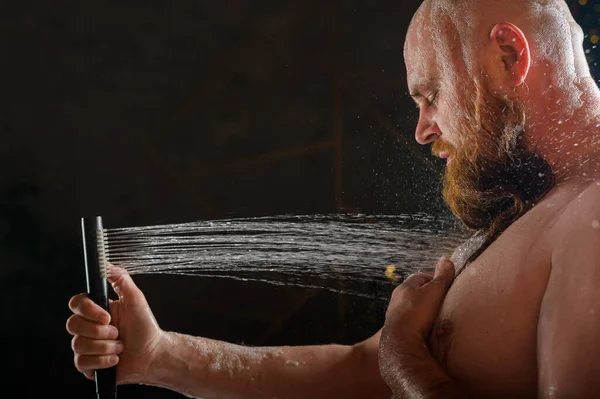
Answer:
[
  {"left": 144, "top": 330, "right": 195, "bottom": 386},
  {"left": 381, "top": 338, "right": 464, "bottom": 399}
]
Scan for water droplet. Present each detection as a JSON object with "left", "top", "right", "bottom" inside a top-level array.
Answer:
[{"left": 593, "top": 220, "right": 600, "bottom": 229}]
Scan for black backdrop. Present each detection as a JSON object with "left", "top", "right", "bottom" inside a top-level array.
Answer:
[{"left": 2, "top": 0, "right": 598, "bottom": 398}]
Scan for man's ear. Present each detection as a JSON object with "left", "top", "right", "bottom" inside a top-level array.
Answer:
[{"left": 489, "top": 22, "right": 531, "bottom": 87}]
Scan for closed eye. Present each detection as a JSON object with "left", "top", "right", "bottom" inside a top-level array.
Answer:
[
  {"left": 412, "top": 89, "right": 440, "bottom": 109},
  {"left": 428, "top": 89, "right": 440, "bottom": 106}
]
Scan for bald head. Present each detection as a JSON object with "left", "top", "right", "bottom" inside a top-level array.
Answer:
[
  {"left": 402, "top": 0, "right": 600, "bottom": 242},
  {"left": 406, "top": 0, "right": 589, "bottom": 94}
]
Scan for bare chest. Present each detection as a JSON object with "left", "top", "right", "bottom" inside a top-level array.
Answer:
[{"left": 429, "top": 221, "right": 553, "bottom": 398}]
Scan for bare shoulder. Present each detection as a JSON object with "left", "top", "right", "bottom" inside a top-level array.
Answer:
[
  {"left": 553, "top": 179, "right": 600, "bottom": 233},
  {"left": 548, "top": 179, "right": 600, "bottom": 256},
  {"left": 537, "top": 180, "right": 600, "bottom": 397}
]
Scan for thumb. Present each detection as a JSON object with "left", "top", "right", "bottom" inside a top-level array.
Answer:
[
  {"left": 432, "top": 257, "right": 456, "bottom": 288},
  {"left": 107, "top": 264, "right": 144, "bottom": 302}
]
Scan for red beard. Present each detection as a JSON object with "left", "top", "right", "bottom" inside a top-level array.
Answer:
[{"left": 433, "top": 88, "right": 555, "bottom": 260}]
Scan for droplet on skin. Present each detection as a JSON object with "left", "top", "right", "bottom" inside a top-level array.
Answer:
[
  {"left": 285, "top": 360, "right": 300, "bottom": 367},
  {"left": 593, "top": 220, "right": 600, "bottom": 229},
  {"left": 546, "top": 386, "right": 558, "bottom": 398}
]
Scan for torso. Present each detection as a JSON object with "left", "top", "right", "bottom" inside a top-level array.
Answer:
[{"left": 429, "top": 178, "right": 600, "bottom": 398}]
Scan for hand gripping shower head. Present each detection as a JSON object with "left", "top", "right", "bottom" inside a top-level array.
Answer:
[{"left": 81, "top": 216, "right": 117, "bottom": 399}]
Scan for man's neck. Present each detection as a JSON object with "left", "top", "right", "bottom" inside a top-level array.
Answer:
[{"left": 527, "top": 76, "right": 600, "bottom": 184}]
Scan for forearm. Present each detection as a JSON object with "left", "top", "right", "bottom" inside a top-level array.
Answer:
[{"left": 145, "top": 331, "right": 389, "bottom": 399}]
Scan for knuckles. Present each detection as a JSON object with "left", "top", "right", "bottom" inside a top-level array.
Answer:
[
  {"left": 71, "top": 336, "right": 84, "bottom": 353},
  {"left": 71, "top": 335, "right": 112, "bottom": 354},
  {"left": 68, "top": 294, "right": 88, "bottom": 313},
  {"left": 65, "top": 314, "right": 80, "bottom": 335},
  {"left": 73, "top": 353, "right": 88, "bottom": 371},
  {"left": 66, "top": 315, "right": 112, "bottom": 339}
]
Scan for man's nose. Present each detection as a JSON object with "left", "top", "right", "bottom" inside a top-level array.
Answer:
[{"left": 414, "top": 111, "right": 440, "bottom": 145}]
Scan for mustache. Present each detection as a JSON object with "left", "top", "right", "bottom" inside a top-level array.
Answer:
[{"left": 431, "top": 140, "right": 456, "bottom": 158}]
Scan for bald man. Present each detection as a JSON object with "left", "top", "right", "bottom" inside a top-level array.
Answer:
[{"left": 65, "top": 1, "right": 600, "bottom": 398}]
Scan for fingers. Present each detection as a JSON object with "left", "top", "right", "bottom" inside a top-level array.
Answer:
[
  {"left": 431, "top": 257, "right": 456, "bottom": 288},
  {"left": 106, "top": 263, "right": 125, "bottom": 279},
  {"left": 82, "top": 370, "right": 95, "bottom": 380},
  {"left": 66, "top": 315, "right": 119, "bottom": 340},
  {"left": 107, "top": 265, "right": 145, "bottom": 303},
  {"left": 401, "top": 258, "right": 455, "bottom": 290},
  {"left": 68, "top": 294, "right": 111, "bottom": 325},
  {"left": 74, "top": 353, "right": 120, "bottom": 375},
  {"left": 72, "top": 336, "right": 124, "bottom": 356},
  {"left": 400, "top": 270, "right": 435, "bottom": 289}
]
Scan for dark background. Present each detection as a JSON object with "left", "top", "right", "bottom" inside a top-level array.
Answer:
[{"left": 2, "top": 0, "right": 599, "bottom": 398}]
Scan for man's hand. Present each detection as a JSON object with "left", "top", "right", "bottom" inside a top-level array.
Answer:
[
  {"left": 383, "top": 257, "right": 454, "bottom": 344},
  {"left": 66, "top": 265, "right": 165, "bottom": 384},
  {"left": 378, "top": 257, "right": 467, "bottom": 398}
]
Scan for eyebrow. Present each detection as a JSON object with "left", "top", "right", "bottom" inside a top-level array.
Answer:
[{"left": 410, "top": 82, "right": 433, "bottom": 95}]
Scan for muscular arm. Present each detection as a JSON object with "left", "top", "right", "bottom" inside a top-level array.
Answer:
[
  {"left": 67, "top": 266, "right": 391, "bottom": 398},
  {"left": 537, "top": 194, "right": 600, "bottom": 398},
  {"left": 145, "top": 328, "right": 391, "bottom": 399}
]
